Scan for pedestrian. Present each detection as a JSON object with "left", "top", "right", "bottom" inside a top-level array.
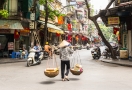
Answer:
[{"left": 59, "top": 40, "right": 73, "bottom": 81}]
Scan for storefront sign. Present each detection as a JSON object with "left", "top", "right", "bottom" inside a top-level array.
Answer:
[
  {"left": 108, "top": 17, "right": 120, "bottom": 25},
  {"left": 0, "top": 29, "right": 11, "bottom": 33},
  {"left": 8, "top": 42, "right": 14, "bottom": 50},
  {"left": 20, "top": 28, "right": 30, "bottom": 36}
]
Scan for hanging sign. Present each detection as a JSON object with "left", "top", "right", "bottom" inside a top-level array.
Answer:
[{"left": 108, "top": 17, "right": 120, "bottom": 25}]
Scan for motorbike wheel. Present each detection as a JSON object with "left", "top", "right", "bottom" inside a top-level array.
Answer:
[
  {"left": 27, "top": 60, "right": 32, "bottom": 67},
  {"left": 93, "top": 56, "right": 96, "bottom": 59},
  {"left": 38, "top": 60, "right": 41, "bottom": 64}
]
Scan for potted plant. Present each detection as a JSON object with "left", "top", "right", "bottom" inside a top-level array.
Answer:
[{"left": 0, "top": 9, "right": 9, "bottom": 19}]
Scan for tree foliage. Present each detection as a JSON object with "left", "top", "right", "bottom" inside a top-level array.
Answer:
[{"left": 39, "top": 0, "right": 65, "bottom": 21}]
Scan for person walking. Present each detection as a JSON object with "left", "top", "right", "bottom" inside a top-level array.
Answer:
[{"left": 59, "top": 40, "right": 73, "bottom": 81}]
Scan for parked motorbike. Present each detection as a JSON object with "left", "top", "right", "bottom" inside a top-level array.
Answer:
[
  {"left": 102, "top": 47, "right": 111, "bottom": 59},
  {"left": 102, "top": 46, "right": 119, "bottom": 59},
  {"left": 27, "top": 48, "right": 43, "bottom": 67},
  {"left": 91, "top": 47, "right": 101, "bottom": 59}
]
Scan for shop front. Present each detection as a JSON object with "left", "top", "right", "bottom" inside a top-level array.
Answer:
[
  {"left": 38, "top": 20, "right": 64, "bottom": 45},
  {"left": 0, "top": 20, "right": 24, "bottom": 58}
]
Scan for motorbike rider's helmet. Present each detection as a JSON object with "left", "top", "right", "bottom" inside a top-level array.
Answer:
[{"left": 46, "top": 42, "right": 49, "bottom": 45}]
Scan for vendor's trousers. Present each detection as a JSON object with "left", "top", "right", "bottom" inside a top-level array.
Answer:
[{"left": 61, "top": 60, "right": 70, "bottom": 79}]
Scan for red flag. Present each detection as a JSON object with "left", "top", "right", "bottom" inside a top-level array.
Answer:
[
  {"left": 113, "top": 27, "right": 119, "bottom": 35},
  {"left": 14, "top": 30, "right": 20, "bottom": 39},
  {"left": 67, "top": 24, "right": 72, "bottom": 31},
  {"left": 56, "top": 32, "right": 60, "bottom": 37}
]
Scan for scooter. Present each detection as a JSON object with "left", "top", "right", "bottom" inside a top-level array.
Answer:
[
  {"left": 43, "top": 50, "right": 49, "bottom": 58},
  {"left": 27, "top": 48, "right": 43, "bottom": 67},
  {"left": 54, "top": 47, "right": 60, "bottom": 55},
  {"left": 91, "top": 47, "right": 101, "bottom": 59}
]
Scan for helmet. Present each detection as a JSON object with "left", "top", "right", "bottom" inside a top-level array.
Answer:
[{"left": 46, "top": 42, "right": 48, "bottom": 45}]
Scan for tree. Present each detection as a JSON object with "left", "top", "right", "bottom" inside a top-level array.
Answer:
[
  {"left": 84, "top": 0, "right": 117, "bottom": 59},
  {"left": 39, "top": 0, "right": 65, "bottom": 45}
]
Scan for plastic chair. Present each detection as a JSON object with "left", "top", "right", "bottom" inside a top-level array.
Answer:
[{"left": 15, "top": 52, "right": 21, "bottom": 58}]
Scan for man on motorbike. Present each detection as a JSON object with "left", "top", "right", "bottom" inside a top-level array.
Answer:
[
  {"left": 33, "top": 43, "right": 41, "bottom": 60},
  {"left": 44, "top": 42, "right": 52, "bottom": 57}
]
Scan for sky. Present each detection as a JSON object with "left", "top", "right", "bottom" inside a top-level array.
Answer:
[
  {"left": 90, "top": 0, "right": 109, "bottom": 10},
  {"left": 61, "top": 0, "right": 109, "bottom": 10}
]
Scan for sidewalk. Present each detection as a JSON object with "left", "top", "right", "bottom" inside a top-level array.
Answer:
[
  {"left": 0, "top": 58, "right": 26, "bottom": 64},
  {"left": 101, "top": 58, "right": 132, "bottom": 67}
]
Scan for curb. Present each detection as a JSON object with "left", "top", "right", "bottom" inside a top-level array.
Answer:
[
  {"left": 101, "top": 60, "right": 132, "bottom": 67},
  {"left": 0, "top": 60, "right": 26, "bottom": 64}
]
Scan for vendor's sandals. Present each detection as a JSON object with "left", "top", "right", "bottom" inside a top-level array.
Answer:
[
  {"left": 62, "top": 78, "right": 65, "bottom": 81},
  {"left": 65, "top": 76, "right": 69, "bottom": 81}
]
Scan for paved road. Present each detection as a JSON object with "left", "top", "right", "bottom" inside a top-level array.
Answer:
[{"left": 0, "top": 49, "right": 132, "bottom": 90}]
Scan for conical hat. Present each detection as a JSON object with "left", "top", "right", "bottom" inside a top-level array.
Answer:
[{"left": 59, "top": 40, "right": 70, "bottom": 47}]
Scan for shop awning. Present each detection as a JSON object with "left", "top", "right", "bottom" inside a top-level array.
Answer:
[
  {"left": 38, "top": 20, "right": 64, "bottom": 34},
  {"left": 0, "top": 20, "right": 24, "bottom": 30}
]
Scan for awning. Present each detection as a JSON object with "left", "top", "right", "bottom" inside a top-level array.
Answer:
[
  {"left": 38, "top": 20, "right": 64, "bottom": 34},
  {"left": 0, "top": 20, "right": 24, "bottom": 30}
]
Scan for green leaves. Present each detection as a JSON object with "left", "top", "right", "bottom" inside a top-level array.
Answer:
[
  {"left": 0, "top": 9, "right": 9, "bottom": 18},
  {"left": 39, "top": 0, "right": 65, "bottom": 21}
]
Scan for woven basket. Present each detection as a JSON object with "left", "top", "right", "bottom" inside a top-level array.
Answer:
[
  {"left": 70, "top": 69, "right": 83, "bottom": 75},
  {"left": 44, "top": 68, "right": 59, "bottom": 78}
]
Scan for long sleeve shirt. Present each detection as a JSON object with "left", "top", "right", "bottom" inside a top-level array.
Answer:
[{"left": 60, "top": 47, "right": 73, "bottom": 61}]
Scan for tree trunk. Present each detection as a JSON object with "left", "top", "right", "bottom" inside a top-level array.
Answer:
[
  {"left": 93, "top": 20, "right": 117, "bottom": 59},
  {"left": 43, "top": 0, "right": 49, "bottom": 46},
  {"left": 84, "top": 0, "right": 117, "bottom": 59}
]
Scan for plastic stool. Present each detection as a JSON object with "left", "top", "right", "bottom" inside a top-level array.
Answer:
[{"left": 11, "top": 52, "right": 16, "bottom": 58}]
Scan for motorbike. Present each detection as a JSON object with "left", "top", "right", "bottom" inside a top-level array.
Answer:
[
  {"left": 86, "top": 46, "right": 90, "bottom": 50},
  {"left": 102, "top": 47, "right": 111, "bottom": 59},
  {"left": 54, "top": 47, "right": 60, "bottom": 55},
  {"left": 102, "top": 46, "right": 119, "bottom": 59},
  {"left": 91, "top": 47, "right": 101, "bottom": 59},
  {"left": 43, "top": 50, "right": 49, "bottom": 58},
  {"left": 27, "top": 48, "right": 43, "bottom": 67}
]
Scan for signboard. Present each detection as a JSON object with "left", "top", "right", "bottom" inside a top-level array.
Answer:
[
  {"left": 123, "top": 34, "right": 127, "bottom": 48},
  {"left": 20, "top": 28, "right": 30, "bottom": 36},
  {"left": 30, "top": 13, "right": 35, "bottom": 20},
  {"left": 0, "top": 29, "right": 11, "bottom": 33},
  {"left": 108, "top": 17, "right": 120, "bottom": 25},
  {"left": 8, "top": 42, "right": 14, "bottom": 50}
]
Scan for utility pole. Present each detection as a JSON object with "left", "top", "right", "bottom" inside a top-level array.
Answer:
[{"left": 29, "top": 0, "right": 38, "bottom": 46}]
